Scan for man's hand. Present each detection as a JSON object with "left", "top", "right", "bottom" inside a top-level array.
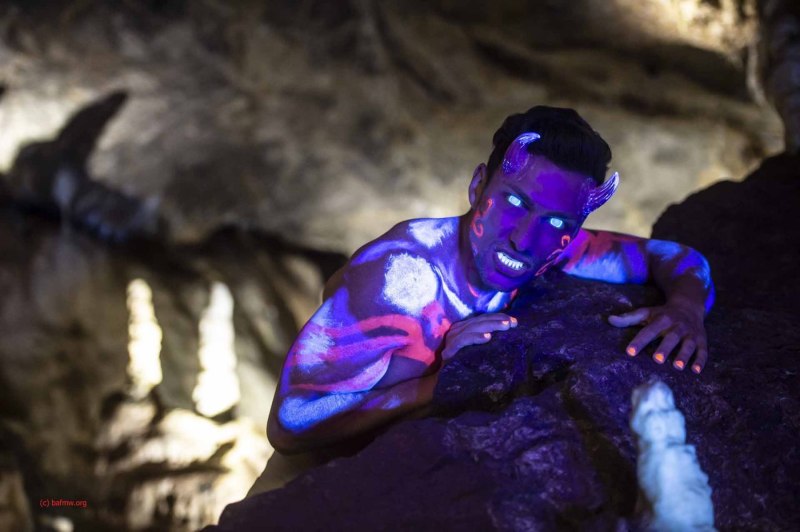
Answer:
[
  {"left": 441, "top": 313, "right": 518, "bottom": 362},
  {"left": 609, "top": 301, "right": 708, "bottom": 374}
]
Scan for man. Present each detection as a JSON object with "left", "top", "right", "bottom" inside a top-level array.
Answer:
[{"left": 266, "top": 106, "right": 714, "bottom": 454}]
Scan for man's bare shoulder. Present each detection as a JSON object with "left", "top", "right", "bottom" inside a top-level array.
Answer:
[
  {"left": 322, "top": 217, "right": 458, "bottom": 301},
  {"left": 351, "top": 217, "right": 459, "bottom": 266}
]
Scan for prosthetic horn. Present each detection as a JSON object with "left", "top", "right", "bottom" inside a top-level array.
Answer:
[
  {"left": 582, "top": 171, "right": 619, "bottom": 217},
  {"left": 502, "top": 132, "right": 541, "bottom": 175}
]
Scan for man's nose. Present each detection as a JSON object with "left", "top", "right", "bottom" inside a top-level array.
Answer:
[{"left": 510, "top": 215, "right": 539, "bottom": 253}]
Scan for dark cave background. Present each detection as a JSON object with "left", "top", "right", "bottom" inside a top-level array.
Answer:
[{"left": 0, "top": 1, "right": 798, "bottom": 530}]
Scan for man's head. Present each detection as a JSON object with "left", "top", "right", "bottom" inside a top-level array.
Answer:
[
  {"left": 465, "top": 106, "right": 616, "bottom": 292},
  {"left": 485, "top": 106, "right": 611, "bottom": 186}
]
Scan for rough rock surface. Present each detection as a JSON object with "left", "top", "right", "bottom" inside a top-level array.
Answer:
[{"left": 209, "top": 155, "right": 800, "bottom": 530}]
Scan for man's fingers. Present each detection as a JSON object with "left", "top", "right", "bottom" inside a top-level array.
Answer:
[
  {"left": 459, "top": 331, "right": 494, "bottom": 350},
  {"left": 459, "top": 315, "right": 518, "bottom": 335},
  {"left": 443, "top": 313, "right": 520, "bottom": 360},
  {"left": 443, "top": 330, "right": 493, "bottom": 360},
  {"left": 614, "top": 302, "right": 709, "bottom": 373},
  {"left": 609, "top": 308, "right": 651, "bottom": 328},
  {"left": 625, "top": 315, "right": 670, "bottom": 357},
  {"left": 652, "top": 332, "right": 680, "bottom": 365},
  {"left": 443, "top": 313, "right": 513, "bottom": 349},
  {"left": 672, "top": 339, "right": 696, "bottom": 371},
  {"left": 692, "top": 345, "right": 708, "bottom": 374}
]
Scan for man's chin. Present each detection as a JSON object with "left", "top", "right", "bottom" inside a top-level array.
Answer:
[{"left": 480, "top": 269, "right": 535, "bottom": 293}]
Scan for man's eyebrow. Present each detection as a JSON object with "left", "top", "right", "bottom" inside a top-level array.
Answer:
[{"left": 506, "top": 184, "right": 578, "bottom": 220}]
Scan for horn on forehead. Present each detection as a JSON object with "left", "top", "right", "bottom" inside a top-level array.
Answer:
[
  {"left": 582, "top": 171, "right": 619, "bottom": 217},
  {"left": 501, "top": 132, "right": 541, "bottom": 175}
]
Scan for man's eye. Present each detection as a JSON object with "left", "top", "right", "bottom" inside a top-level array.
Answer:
[
  {"left": 506, "top": 194, "right": 523, "bottom": 208},
  {"left": 548, "top": 217, "right": 565, "bottom": 229}
]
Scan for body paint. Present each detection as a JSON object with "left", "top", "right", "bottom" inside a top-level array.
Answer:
[
  {"left": 484, "top": 291, "right": 509, "bottom": 313},
  {"left": 279, "top": 393, "right": 365, "bottom": 432},
  {"left": 535, "top": 234, "right": 572, "bottom": 276},
  {"left": 561, "top": 230, "right": 644, "bottom": 283},
  {"left": 470, "top": 198, "right": 493, "bottom": 239},
  {"left": 382, "top": 253, "right": 439, "bottom": 314},
  {"left": 467, "top": 282, "right": 480, "bottom": 298},
  {"left": 409, "top": 218, "right": 456, "bottom": 249},
  {"left": 289, "top": 312, "right": 434, "bottom": 392},
  {"left": 441, "top": 274, "right": 472, "bottom": 318}
]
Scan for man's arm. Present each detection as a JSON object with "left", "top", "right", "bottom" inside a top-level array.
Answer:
[
  {"left": 267, "top": 364, "right": 439, "bottom": 453},
  {"left": 267, "top": 251, "right": 449, "bottom": 453},
  {"left": 558, "top": 228, "right": 714, "bottom": 373}
]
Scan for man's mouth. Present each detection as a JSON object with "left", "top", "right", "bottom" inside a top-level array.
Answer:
[{"left": 495, "top": 250, "right": 528, "bottom": 273}]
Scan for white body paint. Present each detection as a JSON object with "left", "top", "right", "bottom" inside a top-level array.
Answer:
[
  {"left": 298, "top": 329, "right": 334, "bottom": 359},
  {"left": 644, "top": 240, "right": 683, "bottom": 262},
  {"left": 484, "top": 292, "right": 508, "bottom": 313},
  {"left": 279, "top": 394, "right": 364, "bottom": 432},
  {"left": 631, "top": 379, "right": 716, "bottom": 532},
  {"left": 438, "top": 272, "right": 472, "bottom": 318},
  {"left": 568, "top": 254, "right": 628, "bottom": 283},
  {"left": 382, "top": 253, "right": 439, "bottom": 314},
  {"left": 409, "top": 218, "right": 456, "bottom": 249}
]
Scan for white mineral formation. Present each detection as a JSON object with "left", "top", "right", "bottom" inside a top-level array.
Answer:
[{"left": 630, "top": 379, "right": 716, "bottom": 532}]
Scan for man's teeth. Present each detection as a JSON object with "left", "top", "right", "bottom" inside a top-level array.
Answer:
[{"left": 497, "top": 251, "right": 525, "bottom": 270}]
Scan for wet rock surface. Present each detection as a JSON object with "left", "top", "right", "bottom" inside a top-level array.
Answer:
[{"left": 210, "top": 155, "right": 800, "bottom": 531}]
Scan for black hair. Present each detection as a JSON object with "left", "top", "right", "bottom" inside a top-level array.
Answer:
[{"left": 486, "top": 106, "right": 612, "bottom": 185}]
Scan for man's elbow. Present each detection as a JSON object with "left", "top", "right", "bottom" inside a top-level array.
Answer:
[
  {"left": 267, "top": 415, "right": 302, "bottom": 454},
  {"left": 267, "top": 396, "right": 327, "bottom": 454}
]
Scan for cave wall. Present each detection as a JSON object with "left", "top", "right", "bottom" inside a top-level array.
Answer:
[{"left": 0, "top": 0, "right": 783, "bottom": 253}]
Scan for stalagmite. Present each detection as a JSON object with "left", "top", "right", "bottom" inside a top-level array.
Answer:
[{"left": 630, "top": 379, "right": 716, "bottom": 532}]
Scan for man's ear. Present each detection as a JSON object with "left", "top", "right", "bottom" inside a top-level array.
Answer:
[{"left": 468, "top": 164, "right": 488, "bottom": 208}]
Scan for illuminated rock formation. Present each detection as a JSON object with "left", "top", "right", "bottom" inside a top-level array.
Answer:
[{"left": 630, "top": 379, "right": 715, "bottom": 531}]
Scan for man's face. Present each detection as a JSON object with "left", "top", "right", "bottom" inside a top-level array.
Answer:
[{"left": 467, "top": 155, "right": 593, "bottom": 292}]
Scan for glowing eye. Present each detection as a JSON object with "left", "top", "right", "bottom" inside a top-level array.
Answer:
[
  {"left": 548, "top": 218, "right": 565, "bottom": 229},
  {"left": 507, "top": 194, "right": 523, "bottom": 207}
]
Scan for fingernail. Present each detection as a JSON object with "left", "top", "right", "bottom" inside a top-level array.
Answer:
[
  {"left": 653, "top": 353, "right": 665, "bottom": 364},
  {"left": 510, "top": 317, "right": 518, "bottom": 326},
  {"left": 483, "top": 333, "right": 491, "bottom": 339},
  {"left": 692, "top": 364, "right": 702, "bottom": 374},
  {"left": 626, "top": 346, "right": 637, "bottom": 357},
  {"left": 674, "top": 360, "right": 685, "bottom": 370}
]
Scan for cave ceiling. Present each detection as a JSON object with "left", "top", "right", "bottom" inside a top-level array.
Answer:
[{"left": 0, "top": 0, "right": 783, "bottom": 252}]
